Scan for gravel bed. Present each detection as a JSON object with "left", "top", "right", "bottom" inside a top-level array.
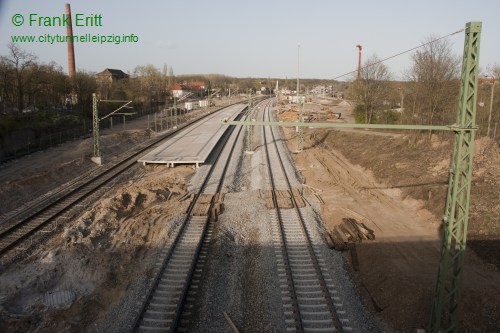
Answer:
[
  {"left": 267, "top": 105, "right": 379, "bottom": 331},
  {"left": 125, "top": 100, "right": 380, "bottom": 332},
  {"left": 184, "top": 190, "right": 286, "bottom": 332},
  {"left": 184, "top": 109, "right": 288, "bottom": 331},
  {"left": 255, "top": 102, "right": 378, "bottom": 331}
]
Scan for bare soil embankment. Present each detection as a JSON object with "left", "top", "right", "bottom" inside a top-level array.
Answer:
[{"left": 284, "top": 127, "right": 500, "bottom": 332}]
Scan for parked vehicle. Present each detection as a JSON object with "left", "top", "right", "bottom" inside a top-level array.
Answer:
[
  {"left": 3, "top": 107, "right": 20, "bottom": 114},
  {"left": 22, "top": 106, "right": 39, "bottom": 113}
]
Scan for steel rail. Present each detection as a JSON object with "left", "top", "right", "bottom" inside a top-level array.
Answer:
[
  {"left": 261, "top": 99, "right": 304, "bottom": 332},
  {"left": 133, "top": 104, "right": 251, "bottom": 332},
  {"left": 262, "top": 99, "right": 347, "bottom": 332}
]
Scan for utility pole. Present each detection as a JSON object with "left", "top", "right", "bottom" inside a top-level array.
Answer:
[
  {"left": 91, "top": 94, "right": 133, "bottom": 165},
  {"left": 173, "top": 96, "right": 177, "bottom": 128},
  {"left": 429, "top": 21, "right": 481, "bottom": 333},
  {"left": 487, "top": 79, "right": 496, "bottom": 137},
  {"left": 297, "top": 43, "right": 303, "bottom": 152},
  {"left": 246, "top": 91, "right": 254, "bottom": 152},
  {"left": 398, "top": 87, "right": 404, "bottom": 124},
  {"left": 92, "top": 93, "right": 100, "bottom": 165}
]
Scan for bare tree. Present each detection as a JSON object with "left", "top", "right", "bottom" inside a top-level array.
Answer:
[
  {"left": 24, "top": 61, "right": 68, "bottom": 108},
  {"left": 491, "top": 63, "right": 500, "bottom": 78},
  {"left": 0, "top": 58, "right": 11, "bottom": 112},
  {"left": 406, "top": 36, "right": 460, "bottom": 132},
  {"left": 0, "top": 42, "right": 37, "bottom": 110},
  {"left": 484, "top": 63, "right": 500, "bottom": 137},
  {"left": 132, "top": 65, "right": 164, "bottom": 108},
  {"left": 352, "top": 54, "right": 392, "bottom": 123},
  {"left": 71, "top": 71, "right": 97, "bottom": 114},
  {"left": 167, "top": 66, "right": 175, "bottom": 90}
]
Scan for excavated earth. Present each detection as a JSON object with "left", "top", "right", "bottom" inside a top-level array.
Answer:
[
  {"left": 0, "top": 106, "right": 498, "bottom": 332},
  {"left": 283, "top": 126, "right": 500, "bottom": 333}
]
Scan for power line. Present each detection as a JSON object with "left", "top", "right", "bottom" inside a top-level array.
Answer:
[{"left": 332, "top": 28, "right": 465, "bottom": 81}]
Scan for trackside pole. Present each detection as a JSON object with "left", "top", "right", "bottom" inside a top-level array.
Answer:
[{"left": 92, "top": 93, "right": 101, "bottom": 165}]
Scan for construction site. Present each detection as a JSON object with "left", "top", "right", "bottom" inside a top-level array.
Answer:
[{"left": 0, "top": 1, "right": 499, "bottom": 332}]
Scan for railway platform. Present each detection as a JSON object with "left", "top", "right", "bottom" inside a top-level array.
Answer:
[{"left": 137, "top": 104, "right": 246, "bottom": 167}]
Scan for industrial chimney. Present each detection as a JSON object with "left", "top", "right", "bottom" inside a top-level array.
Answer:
[
  {"left": 66, "top": 3, "right": 76, "bottom": 79},
  {"left": 356, "top": 44, "right": 362, "bottom": 80}
]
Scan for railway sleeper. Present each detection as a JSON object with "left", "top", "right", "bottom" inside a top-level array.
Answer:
[{"left": 142, "top": 311, "right": 175, "bottom": 320}]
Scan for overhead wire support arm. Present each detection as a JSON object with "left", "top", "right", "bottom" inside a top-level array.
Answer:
[
  {"left": 91, "top": 94, "right": 133, "bottom": 165},
  {"left": 221, "top": 120, "right": 467, "bottom": 132},
  {"left": 99, "top": 100, "right": 133, "bottom": 121}
]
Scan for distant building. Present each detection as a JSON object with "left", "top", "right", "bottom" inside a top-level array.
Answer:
[
  {"left": 172, "top": 84, "right": 185, "bottom": 98},
  {"left": 95, "top": 68, "right": 129, "bottom": 85},
  {"left": 287, "top": 95, "right": 305, "bottom": 104},
  {"left": 95, "top": 68, "right": 129, "bottom": 100},
  {"left": 172, "top": 82, "right": 206, "bottom": 98}
]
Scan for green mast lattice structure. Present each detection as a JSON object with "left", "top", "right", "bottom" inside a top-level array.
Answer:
[
  {"left": 92, "top": 93, "right": 101, "bottom": 164},
  {"left": 429, "top": 21, "right": 481, "bottom": 333}
]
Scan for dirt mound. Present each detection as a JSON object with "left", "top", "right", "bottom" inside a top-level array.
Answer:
[
  {"left": 0, "top": 165, "right": 192, "bottom": 332},
  {"left": 0, "top": 130, "right": 150, "bottom": 216}
]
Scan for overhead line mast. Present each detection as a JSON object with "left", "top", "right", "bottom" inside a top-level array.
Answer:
[{"left": 429, "top": 21, "right": 482, "bottom": 333}]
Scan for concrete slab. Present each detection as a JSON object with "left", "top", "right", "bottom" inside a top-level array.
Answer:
[{"left": 137, "top": 104, "right": 246, "bottom": 167}]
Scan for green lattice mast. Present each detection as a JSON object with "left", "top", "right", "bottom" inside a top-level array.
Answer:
[{"left": 429, "top": 21, "right": 481, "bottom": 333}]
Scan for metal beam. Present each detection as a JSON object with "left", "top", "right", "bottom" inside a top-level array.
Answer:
[
  {"left": 100, "top": 100, "right": 133, "bottom": 120},
  {"left": 429, "top": 21, "right": 481, "bottom": 333},
  {"left": 222, "top": 120, "right": 470, "bottom": 132}
]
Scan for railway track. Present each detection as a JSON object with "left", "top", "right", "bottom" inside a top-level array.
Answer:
[
  {"left": 132, "top": 102, "right": 254, "bottom": 332},
  {"left": 0, "top": 104, "right": 245, "bottom": 260},
  {"left": 261, "top": 100, "right": 352, "bottom": 332}
]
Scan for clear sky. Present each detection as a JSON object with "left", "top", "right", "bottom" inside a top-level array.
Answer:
[{"left": 0, "top": 0, "right": 498, "bottom": 80}]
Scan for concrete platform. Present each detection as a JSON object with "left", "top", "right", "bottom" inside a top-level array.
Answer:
[{"left": 137, "top": 104, "right": 246, "bottom": 167}]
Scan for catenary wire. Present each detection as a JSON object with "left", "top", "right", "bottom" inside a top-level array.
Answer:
[{"left": 332, "top": 28, "right": 465, "bottom": 81}]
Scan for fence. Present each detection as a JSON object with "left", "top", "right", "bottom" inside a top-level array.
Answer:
[{"left": 0, "top": 105, "right": 163, "bottom": 164}]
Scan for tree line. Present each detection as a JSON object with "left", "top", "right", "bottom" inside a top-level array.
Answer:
[
  {"left": 1, "top": 39, "right": 497, "bottom": 138},
  {"left": 349, "top": 36, "right": 499, "bottom": 138},
  {"left": 0, "top": 42, "right": 287, "bottom": 117}
]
